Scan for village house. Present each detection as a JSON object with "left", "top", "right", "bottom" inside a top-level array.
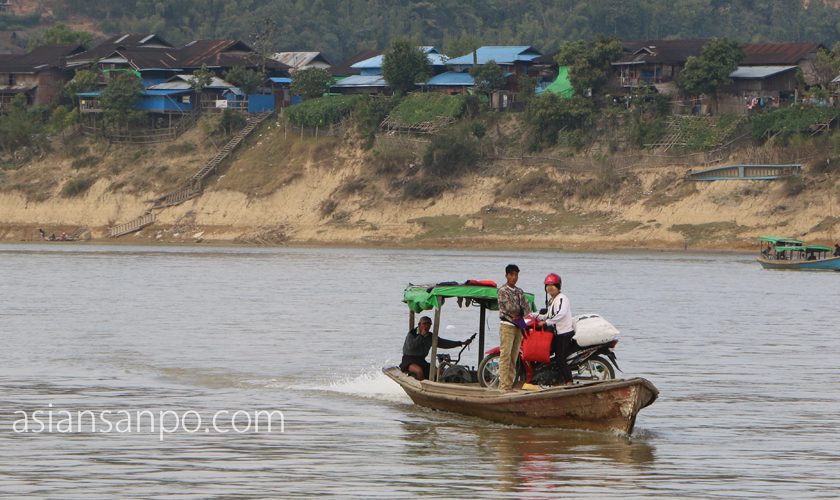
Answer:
[
  {"left": 427, "top": 45, "right": 542, "bottom": 96},
  {"left": 610, "top": 39, "right": 707, "bottom": 95},
  {"left": 69, "top": 34, "right": 290, "bottom": 126},
  {"left": 331, "top": 46, "right": 448, "bottom": 95},
  {"left": 0, "top": 43, "right": 84, "bottom": 110}
]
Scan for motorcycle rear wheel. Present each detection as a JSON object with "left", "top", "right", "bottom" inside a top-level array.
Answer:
[
  {"left": 575, "top": 355, "right": 615, "bottom": 381},
  {"left": 477, "top": 353, "right": 500, "bottom": 388}
]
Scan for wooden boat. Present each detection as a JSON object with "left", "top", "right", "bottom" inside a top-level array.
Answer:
[
  {"left": 388, "top": 280, "right": 659, "bottom": 435},
  {"left": 384, "top": 367, "right": 658, "bottom": 434},
  {"left": 757, "top": 236, "right": 840, "bottom": 271}
]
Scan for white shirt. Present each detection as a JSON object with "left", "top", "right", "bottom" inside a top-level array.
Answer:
[{"left": 537, "top": 292, "right": 573, "bottom": 333}]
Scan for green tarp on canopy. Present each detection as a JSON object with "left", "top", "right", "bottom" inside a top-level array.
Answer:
[
  {"left": 403, "top": 284, "right": 537, "bottom": 313},
  {"left": 758, "top": 235, "right": 804, "bottom": 245},
  {"left": 543, "top": 66, "right": 573, "bottom": 98}
]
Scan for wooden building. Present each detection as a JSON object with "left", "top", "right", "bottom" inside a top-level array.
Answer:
[{"left": 0, "top": 43, "right": 84, "bottom": 109}]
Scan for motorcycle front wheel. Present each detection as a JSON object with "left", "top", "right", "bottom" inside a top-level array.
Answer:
[{"left": 575, "top": 355, "right": 615, "bottom": 381}]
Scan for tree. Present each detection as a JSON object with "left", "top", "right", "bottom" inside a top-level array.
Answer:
[
  {"left": 555, "top": 36, "right": 623, "bottom": 102},
  {"left": 813, "top": 42, "right": 840, "bottom": 87},
  {"left": 100, "top": 72, "right": 144, "bottom": 129},
  {"left": 225, "top": 66, "right": 266, "bottom": 95},
  {"left": 39, "top": 23, "right": 93, "bottom": 48},
  {"left": 469, "top": 61, "right": 506, "bottom": 97},
  {"left": 63, "top": 69, "right": 99, "bottom": 104},
  {"left": 190, "top": 64, "right": 215, "bottom": 111},
  {"left": 0, "top": 94, "right": 44, "bottom": 153},
  {"left": 678, "top": 38, "right": 743, "bottom": 110},
  {"left": 382, "top": 39, "right": 430, "bottom": 96},
  {"left": 525, "top": 93, "right": 595, "bottom": 149},
  {"left": 291, "top": 67, "right": 333, "bottom": 99}
]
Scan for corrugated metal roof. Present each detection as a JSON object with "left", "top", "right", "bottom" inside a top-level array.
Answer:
[
  {"left": 0, "top": 44, "right": 84, "bottom": 72},
  {"left": 742, "top": 43, "right": 823, "bottom": 65},
  {"left": 331, "top": 75, "right": 387, "bottom": 87},
  {"left": 614, "top": 39, "right": 708, "bottom": 66},
  {"left": 351, "top": 46, "right": 448, "bottom": 69},
  {"left": 730, "top": 65, "right": 797, "bottom": 79},
  {"left": 425, "top": 71, "right": 474, "bottom": 86},
  {"left": 142, "top": 89, "right": 190, "bottom": 96},
  {"left": 331, "top": 49, "right": 380, "bottom": 76},
  {"left": 270, "top": 77, "right": 292, "bottom": 84},
  {"left": 446, "top": 46, "right": 541, "bottom": 66},
  {"left": 271, "top": 52, "right": 331, "bottom": 68}
]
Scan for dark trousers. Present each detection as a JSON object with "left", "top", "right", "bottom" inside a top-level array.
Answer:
[{"left": 551, "top": 331, "right": 576, "bottom": 383}]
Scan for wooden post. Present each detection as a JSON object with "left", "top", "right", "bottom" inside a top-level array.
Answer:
[
  {"left": 429, "top": 296, "right": 442, "bottom": 382},
  {"left": 409, "top": 310, "right": 415, "bottom": 331},
  {"left": 478, "top": 304, "right": 486, "bottom": 367}
]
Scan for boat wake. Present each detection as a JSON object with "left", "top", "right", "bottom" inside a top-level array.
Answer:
[{"left": 308, "top": 367, "right": 410, "bottom": 403}]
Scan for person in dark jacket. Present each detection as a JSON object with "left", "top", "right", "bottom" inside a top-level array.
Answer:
[{"left": 400, "top": 315, "right": 471, "bottom": 380}]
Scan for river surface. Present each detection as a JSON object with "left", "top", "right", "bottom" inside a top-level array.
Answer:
[{"left": 0, "top": 243, "right": 838, "bottom": 498}]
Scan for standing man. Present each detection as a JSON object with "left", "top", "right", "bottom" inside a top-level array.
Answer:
[{"left": 497, "top": 264, "right": 532, "bottom": 392}]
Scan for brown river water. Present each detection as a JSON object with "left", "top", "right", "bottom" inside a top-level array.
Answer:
[{"left": 0, "top": 244, "right": 838, "bottom": 498}]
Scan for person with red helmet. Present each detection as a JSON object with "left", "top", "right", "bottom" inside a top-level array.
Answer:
[{"left": 536, "top": 272, "right": 576, "bottom": 385}]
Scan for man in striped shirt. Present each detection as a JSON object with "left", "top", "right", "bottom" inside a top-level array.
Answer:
[{"left": 497, "top": 264, "right": 532, "bottom": 391}]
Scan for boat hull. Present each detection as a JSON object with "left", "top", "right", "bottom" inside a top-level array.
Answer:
[
  {"left": 757, "top": 256, "right": 840, "bottom": 271},
  {"left": 383, "top": 367, "right": 658, "bottom": 435}
]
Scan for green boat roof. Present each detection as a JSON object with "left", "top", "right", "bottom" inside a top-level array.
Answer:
[
  {"left": 774, "top": 245, "right": 831, "bottom": 252},
  {"left": 804, "top": 245, "right": 832, "bottom": 251},
  {"left": 759, "top": 235, "right": 804, "bottom": 245},
  {"left": 403, "top": 283, "right": 537, "bottom": 313}
]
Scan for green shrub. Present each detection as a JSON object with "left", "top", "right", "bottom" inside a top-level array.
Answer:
[
  {"left": 370, "top": 140, "right": 418, "bottom": 175},
  {"left": 219, "top": 109, "right": 246, "bottom": 134},
  {"left": 354, "top": 96, "right": 398, "bottom": 148},
  {"left": 388, "top": 93, "right": 466, "bottom": 125},
  {"left": 783, "top": 174, "right": 806, "bottom": 196},
  {"left": 524, "top": 94, "right": 595, "bottom": 150},
  {"left": 422, "top": 132, "right": 478, "bottom": 178},
  {"left": 285, "top": 95, "right": 363, "bottom": 128},
  {"left": 60, "top": 176, "right": 95, "bottom": 197},
  {"left": 750, "top": 104, "right": 838, "bottom": 140},
  {"left": 403, "top": 177, "right": 450, "bottom": 199},
  {"left": 578, "top": 167, "right": 635, "bottom": 199}
]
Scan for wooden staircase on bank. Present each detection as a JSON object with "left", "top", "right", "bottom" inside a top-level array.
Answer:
[{"left": 108, "top": 111, "right": 273, "bottom": 237}]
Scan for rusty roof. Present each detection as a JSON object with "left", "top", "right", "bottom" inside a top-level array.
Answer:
[
  {"left": 177, "top": 39, "right": 288, "bottom": 72},
  {"left": 67, "top": 33, "right": 173, "bottom": 63},
  {"left": 741, "top": 43, "right": 824, "bottom": 65},
  {"left": 330, "top": 49, "right": 380, "bottom": 76},
  {"left": 615, "top": 39, "right": 708, "bottom": 65},
  {"left": 0, "top": 44, "right": 84, "bottom": 72}
]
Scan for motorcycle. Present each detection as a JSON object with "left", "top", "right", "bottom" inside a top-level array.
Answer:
[
  {"left": 435, "top": 332, "right": 478, "bottom": 383},
  {"left": 476, "top": 323, "right": 620, "bottom": 388}
]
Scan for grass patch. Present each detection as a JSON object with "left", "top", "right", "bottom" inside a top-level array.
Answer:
[
  {"left": 70, "top": 156, "right": 99, "bottom": 169},
  {"left": 388, "top": 93, "right": 466, "bottom": 125},
  {"left": 285, "top": 95, "right": 363, "bottom": 128},
  {"left": 669, "top": 221, "right": 748, "bottom": 245},
  {"left": 60, "top": 176, "right": 95, "bottom": 198},
  {"left": 643, "top": 172, "right": 699, "bottom": 208},
  {"left": 162, "top": 142, "right": 197, "bottom": 156},
  {"left": 403, "top": 177, "right": 451, "bottom": 199}
]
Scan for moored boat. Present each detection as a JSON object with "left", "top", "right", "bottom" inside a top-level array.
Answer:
[{"left": 757, "top": 236, "right": 840, "bottom": 271}]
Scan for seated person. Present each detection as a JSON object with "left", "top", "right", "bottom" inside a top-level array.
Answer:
[
  {"left": 834, "top": 243, "right": 840, "bottom": 257},
  {"left": 761, "top": 246, "right": 771, "bottom": 258},
  {"left": 400, "top": 315, "right": 470, "bottom": 380}
]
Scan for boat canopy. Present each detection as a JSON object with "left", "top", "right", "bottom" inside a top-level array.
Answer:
[
  {"left": 774, "top": 245, "right": 830, "bottom": 252},
  {"left": 403, "top": 283, "right": 536, "bottom": 313},
  {"left": 804, "top": 245, "right": 832, "bottom": 252},
  {"left": 759, "top": 235, "right": 804, "bottom": 245}
]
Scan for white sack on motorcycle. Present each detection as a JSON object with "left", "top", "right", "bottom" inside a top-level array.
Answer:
[{"left": 573, "top": 314, "right": 620, "bottom": 347}]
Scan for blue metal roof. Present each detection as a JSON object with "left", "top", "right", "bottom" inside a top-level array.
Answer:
[
  {"left": 446, "top": 46, "right": 541, "bottom": 66},
  {"left": 270, "top": 77, "right": 292, "bottom": 84},
  {"left": 331, "top": 75, "right": 388, "bottom": 88},
  {"left": 425, "top": 71, "right": 474, "bottom": 86},
  {"left": 351, "top": 47, "right": 449, "bottom": 70},
  {"left": 77, "top": 91, "right": 102, "bottom": 97}
]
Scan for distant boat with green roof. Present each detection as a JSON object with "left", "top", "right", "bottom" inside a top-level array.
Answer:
[{"left": 757, "top": 236, "right": 840, "bottom": 271}]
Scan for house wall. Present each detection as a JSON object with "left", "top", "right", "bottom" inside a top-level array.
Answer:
[
  {"left": 33, "top": 69, "right": 69, "bottom": 105},
  {"left": 138, "top": 95, "right": 192, "bottom": 112}
]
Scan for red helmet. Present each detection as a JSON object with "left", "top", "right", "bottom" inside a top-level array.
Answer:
[{"left": 544, "top": 273, "right": 561, "bottom": 286}]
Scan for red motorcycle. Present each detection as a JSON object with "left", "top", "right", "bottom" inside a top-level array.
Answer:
[{"left": 477, "top": 317, "right": 620, "bottom": 388}]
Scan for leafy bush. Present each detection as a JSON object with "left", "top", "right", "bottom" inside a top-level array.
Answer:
[
  {"left": 60, "top": 176, "right": 95, "bottom": 197},
  {"left": 388, "top": 93, "right": 466, "bottom": 125},
  {"left": 578, "top": 166, "right": 636, "bottom": 199},
  {"left": 750, "top": 104, "right": 838, "bottom": 140},
  {"left": 524, "top": 94, "right": 595, "bottom": 149},
  {"left": 422, "top": 131, "right": 478, "bottom": 178},
  {"left": 219, "top": 109, "right": 246, "bottom": 134},
  {"left": 403, "top": 177, "right": 450, "bottom": 199},
  {"left": 354, "top": 96, "right": 398, "bottom": 148},
  {"left": 370, "top": 140, "right": 418, "bottom": 175},
  {"left": 285, "top": 95, "right": 364, "bottom": 128},
  {"left": 783, "top": 174, "right": 806, "bottom": 196}
]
